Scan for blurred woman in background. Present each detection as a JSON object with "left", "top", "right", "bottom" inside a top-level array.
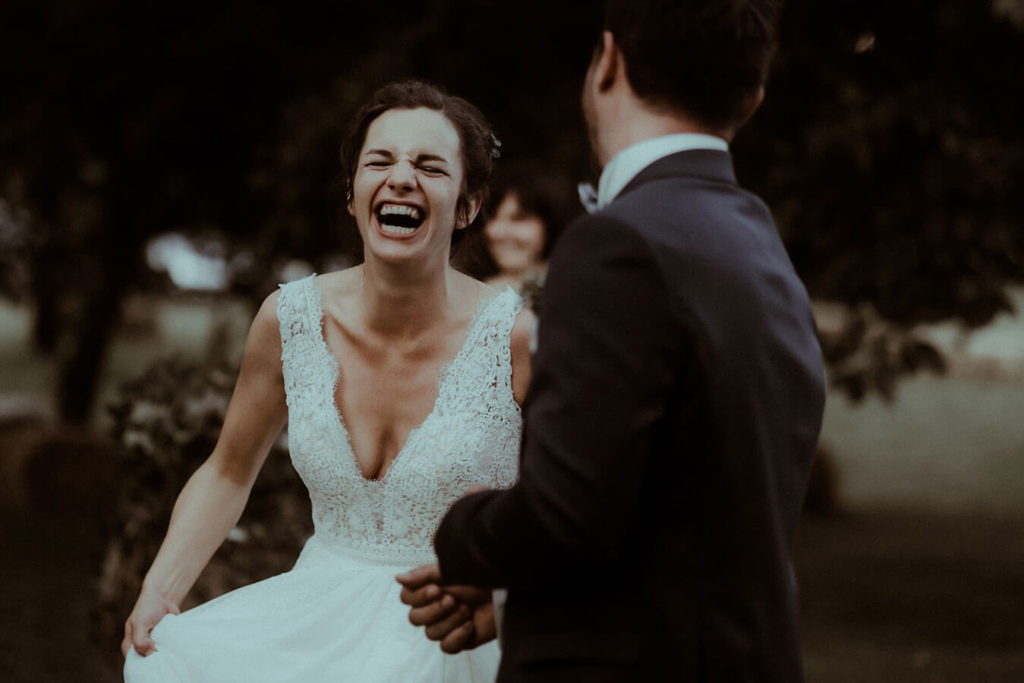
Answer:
[{"left": 478, "top": 167, "right": 572, "bottom": 311}]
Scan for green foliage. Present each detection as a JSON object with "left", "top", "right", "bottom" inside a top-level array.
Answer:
[
  {"left": 733, "top": 0, "right": 1024, "bottom": 398},
  {"left": 816, "top": 302, "right": 947, "bottom": 401},
  {"left": 1, "top": 0, "right": 1021, "bottom": 408},
  {"left": 738, "top": 0, "right": 1024, "bottom": 327},
  {"left": 0, "top": 198, "right": 32, "bottom": 299},
  {"left": 94, "top": 357, "right": 310, "bottom": 666}
]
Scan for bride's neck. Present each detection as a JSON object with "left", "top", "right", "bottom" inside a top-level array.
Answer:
[{"left": 358, "top": 258, "right": 454, "bottom": 338}]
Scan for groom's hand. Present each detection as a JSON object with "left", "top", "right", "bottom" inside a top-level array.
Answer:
[{"left": 396, "top": 563, "right": 496, "bottom": 654}]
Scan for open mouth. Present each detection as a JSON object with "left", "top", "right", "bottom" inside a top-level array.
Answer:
[{"left": 376, "top": 203, "right": 425, "bottom": 236}]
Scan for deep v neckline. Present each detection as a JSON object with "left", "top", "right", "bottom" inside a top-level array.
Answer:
[{"left": 310, "top": 278, "right": 497, "bottom": 484}]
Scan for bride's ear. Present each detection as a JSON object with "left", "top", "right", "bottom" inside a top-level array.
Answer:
[
  {"left": 456, "top": 193, "right": 483, "bottom": 230},
  {"left": 346, "top": 183, "right": 355, "bottom": 217}
]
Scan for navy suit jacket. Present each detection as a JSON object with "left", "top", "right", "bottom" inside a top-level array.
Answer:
[{"left": 435, "top": 149, "right": 825, "bottom": 682}]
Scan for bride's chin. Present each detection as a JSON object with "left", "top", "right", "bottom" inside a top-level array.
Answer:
[{"left": 363, "top": 241, "right": 424, "bottom": 266}]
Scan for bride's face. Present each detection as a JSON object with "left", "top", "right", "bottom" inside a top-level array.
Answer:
[{"left": 348, "top": 107, "right": 471, "bottom": 266}]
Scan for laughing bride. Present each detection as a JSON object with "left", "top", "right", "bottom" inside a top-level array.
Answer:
[{"left": 122, "top": 80, "right": 532, "bottom": 682}]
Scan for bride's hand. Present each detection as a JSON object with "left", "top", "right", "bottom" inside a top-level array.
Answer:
[
  {"left": 434, "top": 585, "right": 496, "bottom": 654},
  {"left": 397, "top": 563, "right": 496, "bottom": 653},
  {"left": 121, "top": 590, "right": 181, "bottom": 657}
]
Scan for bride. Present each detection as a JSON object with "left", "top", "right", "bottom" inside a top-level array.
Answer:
[{"left": 122, "top": 80, "right": 533, "bottom": 682}]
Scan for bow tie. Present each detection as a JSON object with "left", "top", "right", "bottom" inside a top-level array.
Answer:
[{"left": 577, "top": 182, "right": 600, "bottom": 214}]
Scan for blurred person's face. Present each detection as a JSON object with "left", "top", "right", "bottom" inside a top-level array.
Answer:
[
  {"left": 484, "top": 192, "right": 546, "bottom": 274},
  {"left": 348, "top": 107, "right": 477, "bottom": 267}
]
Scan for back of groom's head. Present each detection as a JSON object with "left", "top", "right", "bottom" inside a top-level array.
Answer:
[{"left": 603, "top": 0, "right": 781, "bottom": 130}]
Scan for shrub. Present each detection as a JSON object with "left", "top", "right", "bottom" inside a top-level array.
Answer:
[{"left": 93, "top": 357, "right": 311, "bottom": 667}]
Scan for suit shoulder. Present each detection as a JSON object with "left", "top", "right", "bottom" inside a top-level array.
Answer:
[
  {"left": 552, "top": 211, "right": 657, "bottom": 267},
  {"left": 564, "top": 210, "right": 637, "bottom": 234}
]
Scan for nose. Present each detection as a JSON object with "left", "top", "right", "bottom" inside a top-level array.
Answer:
[
  {"left": 486, "top": 219, "right": 510, "bottom": 239},
  {"left": 387, "top": 161, "right": 416, "bottom": 192}
]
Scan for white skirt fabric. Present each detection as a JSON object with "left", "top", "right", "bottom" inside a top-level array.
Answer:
[{"left": 123, "top": 536, "right": 499, "bottom": 682}]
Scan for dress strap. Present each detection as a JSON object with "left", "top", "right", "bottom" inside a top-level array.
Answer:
[
  {"left": 277, "top": 274, "right": 329, "bottom": 405},
  {"left": 439, "top": 288, "right": 523, "bottom": 413},
  {"left": 276, "top": 274, "right": 321, "bottom": 345},
  {"left": 489, "top": 288, "right": 525, "bottom": 396},
  {"left": 468, "top": 288, "right": 522, "bottom": 345}
]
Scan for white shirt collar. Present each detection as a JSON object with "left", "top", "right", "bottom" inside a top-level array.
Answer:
[{"left": 579, "top": 133, "right": 729, "bottom": 213}]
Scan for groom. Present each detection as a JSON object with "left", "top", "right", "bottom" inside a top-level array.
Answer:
[{"left": 399, "top": 1, "right": 825, "bottom": 680}]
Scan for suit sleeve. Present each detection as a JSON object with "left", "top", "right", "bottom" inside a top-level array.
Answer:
[{"left": 435, "top": 215, "right": 683, "bottom": 589}]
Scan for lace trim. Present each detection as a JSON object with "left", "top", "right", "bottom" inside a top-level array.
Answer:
[{"left": 276, "top": 274, "right": 522, "bottom": 557}]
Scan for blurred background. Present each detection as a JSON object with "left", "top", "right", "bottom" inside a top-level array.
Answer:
[{"left": 1, "top": 1, "right": 1022, "bottom": 680}]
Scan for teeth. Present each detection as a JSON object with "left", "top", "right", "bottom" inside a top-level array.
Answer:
[
  {"left": 378, "top": 204, "right": 423, "bottom": 220},
  {"left": 381, "top": 224, "right": 417, "bottom": 235}
]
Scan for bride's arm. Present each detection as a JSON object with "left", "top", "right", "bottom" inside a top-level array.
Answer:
[
  {"left": 122, "top": 292, "right": 288, "bottom": 657},
  {"left": 510, "top": 308, "right": 536, "bottom": 405}
]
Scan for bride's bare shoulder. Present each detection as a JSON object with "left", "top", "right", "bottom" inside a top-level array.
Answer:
[
  {"left": 316, "top": 265, "right": 364, "bottom": 295},
  {"left": 451, "top": 270, "right": 501, "bottom": 304},
  {"left": 315, "top": 266, "right": 365, "bottom": 314}
]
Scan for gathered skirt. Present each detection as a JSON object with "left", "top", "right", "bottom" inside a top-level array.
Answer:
[{"left": 123, "top": 535, "right": 499, "bottom": 682}]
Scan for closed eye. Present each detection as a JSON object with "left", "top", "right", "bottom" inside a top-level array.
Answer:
[{"left": 419, "top": 165, "right": 447, "bottom": 176}]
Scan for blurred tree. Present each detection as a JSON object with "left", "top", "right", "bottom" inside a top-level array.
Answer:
[
  {"left": 0, "top": 1, "right": 413, "bottom": 420},
  {"left": 2, "top": 0, "right": 286, "bottom": 419},
  {"left": 1, "top": 0, "right": 1021, "bottom": 418},
  {"left": 0, "top": 0, "right": 599, "bottom": 422},
  {"left": 734, "top": 0, "right": 1024, "bottom": 399},
  {"left": 96, "top": 358, "right": 309, "bottom": 669}
]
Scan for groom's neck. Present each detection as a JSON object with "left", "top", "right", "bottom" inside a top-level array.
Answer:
[{"left": 596, "top": 97, "right": 730, "bottom": 168}]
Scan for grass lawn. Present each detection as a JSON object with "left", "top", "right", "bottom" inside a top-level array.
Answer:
[
  {"left": 2, "top": 507, "right": 1022, "bottom": 682},
  {"left": 796, "top": 511, "right": 1024, "bottom": 681},
  {"left": 3, "top": 298, "right": 1023, "bottom": 680}
]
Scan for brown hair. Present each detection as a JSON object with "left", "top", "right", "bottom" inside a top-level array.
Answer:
[
  {"left": 603, "top": 0, "right": 781, "bottom": 129},
  {"left": 340, "top": 80, "right": 500, "bottom": 230}
]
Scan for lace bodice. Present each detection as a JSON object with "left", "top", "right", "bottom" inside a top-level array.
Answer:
[{"left": 277, "top": 275, "right": 522, "bottom": 565}]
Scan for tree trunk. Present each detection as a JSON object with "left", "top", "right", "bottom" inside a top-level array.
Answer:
[
  {"left": 57, "top": 207, "right": 138, "bottom": 424},
  {"left": 31, "top": 250, "right": 63, "bottom": 354},
  {"left": 56, "top": 284, "right": 120, "bottom": 423}
]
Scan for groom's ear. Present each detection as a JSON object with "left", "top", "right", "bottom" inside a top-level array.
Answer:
[
  {"left": 594, "top": 31, "right": 619, "bottom": 93},
  {"left": 737, "top": 87, "right": 766, "bottom": 128}
]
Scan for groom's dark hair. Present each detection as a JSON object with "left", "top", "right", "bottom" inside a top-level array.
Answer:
[{"left": 603, "top": 0, "right": 781, "bottom": 129}]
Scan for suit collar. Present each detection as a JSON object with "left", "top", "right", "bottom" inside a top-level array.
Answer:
[
  {"left": 617, "top": 149, "right": 737, "bottom": 201},
  {"left": 596, "top": 134, "right": 728, "bottom": 208}
]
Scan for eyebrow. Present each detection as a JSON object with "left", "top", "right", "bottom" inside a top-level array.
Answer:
[{"left": 363, "top": 149, "right": 451, "bottom": 165}]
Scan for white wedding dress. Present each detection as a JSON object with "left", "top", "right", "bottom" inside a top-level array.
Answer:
[{"left": 124, "top": 275, "right": 522, "bottom": 682}]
